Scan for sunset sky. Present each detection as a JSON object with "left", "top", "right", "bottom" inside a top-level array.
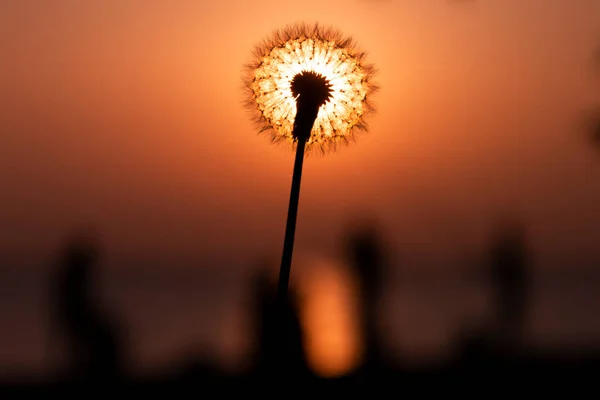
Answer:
[{"left": 2, "top": 0, "right": 600, "bottom": 273}]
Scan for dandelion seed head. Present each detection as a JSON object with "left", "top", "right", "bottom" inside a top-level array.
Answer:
[{"left": 243, "top": 23, "right": 378, "bottom": 155}]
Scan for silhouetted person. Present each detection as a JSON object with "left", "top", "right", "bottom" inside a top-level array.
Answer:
[
  {"left": 343, "top": 219, "right": 388, "bottom": 375},
  {"left": 51, "top": 233, "right": 124, "bottom": 382},
  {"left": 251, "top": 269, "right": 310, "bottom": 381},
  {"left": 488, "top": 221, "right": 530, "bottom": 345}
]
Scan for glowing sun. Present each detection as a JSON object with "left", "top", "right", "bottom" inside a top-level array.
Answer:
[{"left": 244, "top": 23, "right": 378, "bottom": 154}]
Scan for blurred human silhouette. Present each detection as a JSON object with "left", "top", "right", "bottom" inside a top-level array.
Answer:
[
  {"left": 250, "top": 268, "right": 311, "bottom": 381},
  {"left": 342, "top": 218, "right": 388, "bottom": 375},
  {"left": 488, "top": 220, "right": 530, "bottom": 347},
  {"left": 50, "top": 230, "right": 126, "bottom": 382}
]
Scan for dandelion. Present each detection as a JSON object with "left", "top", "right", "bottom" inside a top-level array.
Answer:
[
  {"left": 243, "top": 23, "right": 378, "bottom": 302},
  {"left": 244, "top": 23, "right": 377, "bottom": 154}
]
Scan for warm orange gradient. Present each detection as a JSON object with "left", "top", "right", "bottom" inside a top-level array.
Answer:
[
  {"left": 298, "top": 258, "right": 362, "bottom": 377},
  {"left": 1, "top": 0, "right": 600, "bottom": 271},
  {"left": 2, "top": 0, "right": 600, "bottom": 379}
]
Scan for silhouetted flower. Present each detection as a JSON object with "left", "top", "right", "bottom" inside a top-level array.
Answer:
[{"left": 244, "top": 23, "right": 378, "bottom": 154}]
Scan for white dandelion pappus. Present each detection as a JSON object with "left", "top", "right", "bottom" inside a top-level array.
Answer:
[{"left": 244, "top": 23, "right": 378, "bottom": 154}]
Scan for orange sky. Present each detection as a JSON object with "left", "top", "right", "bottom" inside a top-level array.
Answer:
[{"left": 2, "top": 0, "right": 600, "bottom": 271}]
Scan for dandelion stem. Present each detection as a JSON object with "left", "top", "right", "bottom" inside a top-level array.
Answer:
[
  {"left": 277, "top": 72, "right": 331, "bottom": 306},
  {"left": 277, "top": 135, "right": 307, "bottom": 304},
  {"left": 275, "top": 73, "right": 332, "bottom": 370}
]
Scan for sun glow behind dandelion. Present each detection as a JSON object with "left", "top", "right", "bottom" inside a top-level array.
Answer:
[{"left": 244, "top": 23, "right": 377, "bottom": 153}]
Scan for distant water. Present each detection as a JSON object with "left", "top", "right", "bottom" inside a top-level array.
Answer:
[{"left": 0, "top": 265, "right": 599, "bottom": 377}]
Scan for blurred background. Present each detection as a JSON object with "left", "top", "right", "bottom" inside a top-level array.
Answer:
[{"left": 1, "top": 0, "right": 600, "bottom": 384}]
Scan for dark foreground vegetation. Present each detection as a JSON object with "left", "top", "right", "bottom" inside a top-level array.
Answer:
[{"left": 1, "top": 219, "right": 599, "bottom": 391}]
